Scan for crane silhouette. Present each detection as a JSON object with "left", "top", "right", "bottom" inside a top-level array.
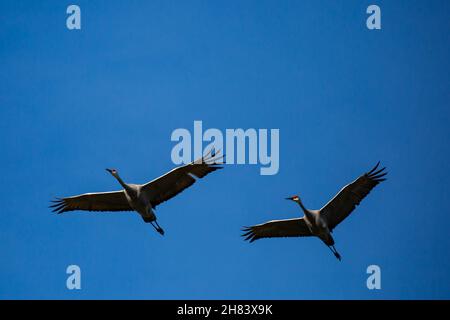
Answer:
[
  {"left": 242, "top": 162, "right": 387, "bottom": 260},
  {"left": 51, "top": 151, "right": 223, "bottom": 235}
]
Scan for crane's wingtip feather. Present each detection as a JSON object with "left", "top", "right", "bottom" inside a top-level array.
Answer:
[
  {"left": 371, "top": 167, "right": 386, "bottom": 177},
  {"left": 374, "top": 171, "right": 387, "bottom": 178},
  {"left": 241, "top": 230, "right": 253, "bottom": 237},
  {"left": 49, "top": 201, "right": 64, "bottom": 206},
  {"left": 368, "top": 161, "right": 380, "bottom": 174},
  {"left": 244, "top": 233, "right": 254, "bottom": 241}
]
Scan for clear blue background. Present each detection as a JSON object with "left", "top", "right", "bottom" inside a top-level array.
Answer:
[{"left": 1, "top": 0, "right": 449, "bottom": 299}]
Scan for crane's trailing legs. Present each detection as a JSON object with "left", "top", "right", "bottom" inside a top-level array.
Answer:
[
  {"left": 155, "top": 221, "right": 164, "bottom": 235},
  {"left": 142, "top": 215, "right": 165, "bottom": 235},
  {"left": 149, "top": 221, "right": 165, "bottom": 235},
  {"left": 328, "top": 245, "right": 341, "bottom": 261}
]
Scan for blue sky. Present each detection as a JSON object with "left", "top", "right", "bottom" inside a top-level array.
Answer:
[{"left": 0, "top": 0, "right": 449, "bottom": 299}]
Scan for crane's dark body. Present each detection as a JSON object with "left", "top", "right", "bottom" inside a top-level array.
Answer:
[
  {"left": 122, "top": 184, "right": 156, "bottom": 222},
  {"left": 51, "top": 152, "right": 223, "bottom": 235},
  {"left": 242, "top": 162, "right": 387, "bottom": 261},
  {"left": 303, "top": 210, "right": 334, "bottom": 245}
]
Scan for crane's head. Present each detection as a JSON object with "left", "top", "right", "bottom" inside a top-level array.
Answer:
[
  {"left": 285, "top": 195, "right": 301, "bottom": 203},
  {"left": 106, "top": 168, "right": 119, "bottom": 177}
]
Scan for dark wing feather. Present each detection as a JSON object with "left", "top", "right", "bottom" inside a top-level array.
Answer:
[
  {"left": 50, "top": 190, "right": 132, "bottom": 214},
  {"left": 141, "top": 151, "right": 223, "bottom": 208},
  {"left": 242, "top": 218, "right": 312, "bottom": 242},
  {"left": 320, "top": 162, "right": 387, "bottom": 231}
]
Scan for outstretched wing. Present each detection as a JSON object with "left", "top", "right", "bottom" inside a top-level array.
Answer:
[
  {"left": 50, "top": 190, "right": 132, "bottom": 214},
  {"left": 141, "top": 151, "right": 223, "bottom": 208},
  {"left": 242, "top": 218, "right": 312, "bottom": 242},
  {"left": 320, "top": 162, "right": 387, "bottom": 231}
]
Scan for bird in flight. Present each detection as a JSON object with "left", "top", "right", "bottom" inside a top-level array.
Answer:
[
  {"left": 242, "top": 162, "right": 387, "bottom": 260},
  {"left": 51, "top": 151, "right": 223, "bottom": 235}
]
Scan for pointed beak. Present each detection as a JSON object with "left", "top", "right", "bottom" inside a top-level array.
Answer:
[
  {"left": 106, "top": 168, "right": 112, "bottom": 173},
  {"left": 285, "top": 197, "right": 292, "bottom": 200}
]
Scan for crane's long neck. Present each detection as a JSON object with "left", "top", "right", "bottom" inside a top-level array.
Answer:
[
  {"left": 114, "top": 174, "right": 130, "bottom": 191},
  {"left": 296, "top": 200, "right": 310, "bottom": 216}
]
